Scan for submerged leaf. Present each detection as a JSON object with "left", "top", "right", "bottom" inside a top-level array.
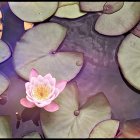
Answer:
[
  {"left": 117, "top": 119, "right": 140, "bottom": 138},
  {"left": 24, "top": 22, "right": 34, "bottom": 31}
]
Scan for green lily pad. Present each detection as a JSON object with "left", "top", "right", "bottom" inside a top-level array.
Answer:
[
  {"left": 59, "top": 2, "right": 78, "bottom": 7},
  {"left": 40, "top": 82, "right": 111, "bottom": 138},
  {"left": 0, "top": 40, "right": 11, "bottom": 63},
  {"left": 55, "top": 4, "right": 86, "bottom": 19},
  {"left": 23, "top": 132, "right": 41, "bottom": 138},
  {"left": 118, "top": 33, "right": 140, "bottom": 90},
  {"left": 95, "top": 2, "right": 140, "bottom": 36},
  {"left": 0, "top": 116, "right": 12, "bottom": 138},
  {"left": 8, "top": 2, "right": 58, "bottom": 22},
  {"left": 80, "top": 2, "right": 106, "bottom": 12},
  {"left": 13, "top": 22, "right": 83, "bottom": 81},
  {"left": 0, "top": 73, "right": 9, "bottom": 95},
  {"left": 89, "top": 119, "right": 119, "bottom": 138},
  {"left": 103, "top": 2, "right": 124, "bottom": 14}
]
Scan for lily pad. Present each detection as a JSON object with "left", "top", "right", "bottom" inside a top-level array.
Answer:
[
  {"left": 0, "top": 116, "right": 12, "bottom": 138},
  {"left": 80, "top": 2, "right": 106, "bottom": 12},
  {"left": 117, "top": 119, "right": 140, "bottom": 138},
  {"left": 23, "top": 132, "right": 41, "bottom": 138},
  {"left": 103, "top": 2, "right": 124, "bottom": 14},
  {"left": 40, "top": 82, "right": 111, "bottom": 138},
  {"left": 89, "top": 120, "right": 119, "bottom": 138},
  {"left": 55, "top": 4, "right": 86, "bottom": 19},
  {"left": 0, "top": 73, "right": 9, "bottom": 95},
  {"left": 118, "top": 34, "right": 140, "bottom": 90},
  {"left": 95, "top": 2, "right": 140, "bottom": 36},
  {"left": 13, "top": 22, "right": 83, "bottom": 81},
  {"left": 0, "top": 40, "right": 11, "bottom": 63},
  {"left": 8, "top": 2, "right": 58, "bottom": 22},
  {"left": 59, "top": 2, "right": 78, "bottom": 7}
]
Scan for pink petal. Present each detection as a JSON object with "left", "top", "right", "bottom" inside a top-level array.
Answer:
[
  {"left": 44, "top": 74, "right": 56, "bottom": 86},
  {"left": 25, "top": 82, "right": 32, "bottom": 98},
  {"left": 44, "top": 73, "right": 52, "bottom": 79},
  {"left": 51, "top": 88, "right": 60, "bottom": 100},
  {"left": 34, "top": 99, "right": 52, "bottom": 108},
  {"left": 20, "top": 98, "right": 35, "bottom": 108},
  {"left": 26, "top": 95, "right": 34, "bottom": 103},
  {"left": 43, "top": 102, "right": 59, "bottom": 112},
  {"left": 56, "top": 81, "right": 67, "bottom": 93},
  {"left": 29, "top": 69, "right": 39, "bottom": 81}
]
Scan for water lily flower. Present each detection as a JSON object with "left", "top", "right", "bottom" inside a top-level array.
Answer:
[{"left": 20, "top": 69, "right": 67, "bottom": 112}]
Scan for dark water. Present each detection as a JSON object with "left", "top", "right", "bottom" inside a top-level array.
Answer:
[{"left": 0, "top": 3, "right": 140, "bottom": 138}]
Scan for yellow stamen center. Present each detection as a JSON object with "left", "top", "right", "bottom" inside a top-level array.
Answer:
[{"left": 33, "top": 85, "right": 50, "bottom": 101}]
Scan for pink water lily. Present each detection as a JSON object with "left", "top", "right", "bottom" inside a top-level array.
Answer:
[{"left": 20, "top": 69, "right": 67, "bottom": 112}]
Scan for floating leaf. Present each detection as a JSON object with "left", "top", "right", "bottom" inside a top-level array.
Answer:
[
  {"left": 95, "top": 2, "right": 140, "bottom": 36},
  {"left": 0, "top": 73, "right": 9, "bottom": 95},
  {"left": 13, "top": 22, "right": 83, "bottom": 81},
  {"left": 59, "top": 2, "right": 78, "bottom": 7},
  {"left": 40, "top": 82, "right": 111, "bottom": 138},
  {"left": 55, "top": 4, "right": 86, "bottom": 19},
  {"left": 80, "top": 2, "right": 106, "bottom": 12},
  {"left": 118, "top": 33, "right": 140, "bottom": 90},
  {"left": 23, "top": 132, "right": 41, "bottom": 138},
  {"left": 24, "top": 22, "right": 34, "bottom": 31},
  {"left": 103, "top": 2, "right": 124, "bottom": 14},
  {"left": 0, "top": 116, "right": 12, "bottom": 138},
  {"left": 117, "top": 119, "right": 140, "bottom": 138},
  {"left": 8, "top": 2, "right": 58, "bottom": 22},
  {"left": 0, "top": 40, "right": 11, "bottom": 63},
  {"left": 89, "top": 120, "right": 119, "bottom": 138}
]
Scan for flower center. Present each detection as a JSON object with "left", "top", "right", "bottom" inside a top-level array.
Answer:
[{"left": 33, "top": 85, "right": 50, "bottom": 101}]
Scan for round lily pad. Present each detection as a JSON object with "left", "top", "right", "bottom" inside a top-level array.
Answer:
[
  {"left": 89, "top": 120, "right": 119, "bottom": 138},
  {"left": 0, "top": 116, "right": 12, "bottom": 138},
  {"left": 23, "top": 132, "right": 41, "bottom": 138},
  {"left": 55, "top": 4, "right": 86, "bottom": 19},
  {"left": 13, "top": 22, "right": 83, "bottom": 81},
  {"left": 0, "top": 73, "right": 9, "bottom": 95},
  {"left": 8, "top": 2, "right": 58, "bottom": 22},
  {"left": 80, "top": 2, "right": 106, "bottom": 12},
  {"left": 95, "top": 2, "right": 140, "bottom": 36},
  {"left": 103, "top": 2, "right": 124, "bottom": 14},
  {"left": 0, "top": 40, "right": 11, "bottom": 63},
  {"left": 118, "top": 34, "right": 140, "bottom": 90},
  {"left": 59, "top": 2, "right": 78, "bottom": 7},
  {"left": 40, "top": 82, "right": 111, "bottom": 138}
]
